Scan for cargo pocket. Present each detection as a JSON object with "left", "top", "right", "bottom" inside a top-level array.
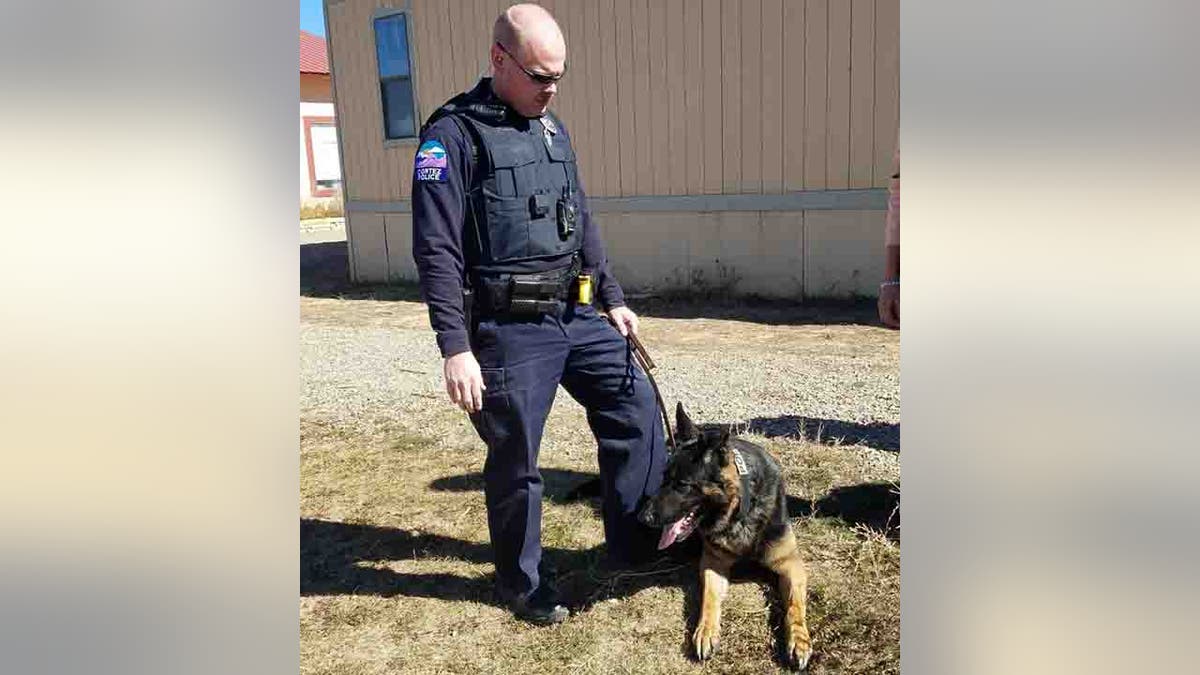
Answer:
[
  {"left": 471, "top": 366, "right": 511, "bottom": 448},
  {"left": 479, "top": 367, "right": 506, "bottom": 396}
]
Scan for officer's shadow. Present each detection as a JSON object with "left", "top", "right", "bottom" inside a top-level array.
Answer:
[
  {"left": 302, "top": 469, "right": 695, "bottom": 612},
  {"left": 303, "top": 516, "right": 693, "bottom": 609},
  {"left": 302, "top": 470, "right": 899, "bottom": 609}
]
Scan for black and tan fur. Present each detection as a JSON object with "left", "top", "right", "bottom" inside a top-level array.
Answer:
[{"left": 638, "top": 404, "right": 812, "bottom": 670}]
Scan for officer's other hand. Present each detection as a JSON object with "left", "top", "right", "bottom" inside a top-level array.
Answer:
[
  {"left": 443, "top": 351, "right": 486, "bottom": 413},
  {"left": 607, "top": 306, "right": 640, "bottom": 337},
  {"left": 878, "top": 285, "right": 900, "bottom": 329}
]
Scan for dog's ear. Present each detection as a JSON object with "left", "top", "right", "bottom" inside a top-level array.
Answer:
[{"left": 675, "top": 402, "right": 699, "bottom": 443}]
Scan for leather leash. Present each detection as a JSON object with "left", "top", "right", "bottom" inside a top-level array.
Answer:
[{"left": 605, "top": 315, "right": 676, "bottom": 450}]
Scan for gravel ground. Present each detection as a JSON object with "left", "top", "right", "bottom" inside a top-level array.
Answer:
[
  {"left": 301, "top": 296, "right": 899, "bottom": 466},
  {"left": 301, "top": 294, "right": 901, "bottom": 674}
]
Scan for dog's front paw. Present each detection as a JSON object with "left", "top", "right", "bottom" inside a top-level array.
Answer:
[
  {"left": 786, "top": 625, "right": 812, "bottom": 670},
  {"left": 692, "top": 621, "right": 720, "bottom": 661}
]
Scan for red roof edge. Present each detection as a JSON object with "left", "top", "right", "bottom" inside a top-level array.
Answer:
[{"left": 300, "top": 30, "right": 330, "bottom": 75}]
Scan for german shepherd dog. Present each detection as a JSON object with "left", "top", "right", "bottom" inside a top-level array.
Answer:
[{"left": 638, "top": 404, "right": 812, "bottom": 670}]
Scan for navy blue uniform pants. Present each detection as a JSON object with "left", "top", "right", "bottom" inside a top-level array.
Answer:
[{"left": 468, "top": 302, "right": 666, "bottom": 599}]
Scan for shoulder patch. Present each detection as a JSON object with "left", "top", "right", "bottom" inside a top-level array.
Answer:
[{"left": 414, "top": 139, "right": 449, "bottom": 182}]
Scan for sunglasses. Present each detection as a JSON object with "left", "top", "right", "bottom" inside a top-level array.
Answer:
[{"left": 496, "top": 41, "right": 566, "bottom": 85}]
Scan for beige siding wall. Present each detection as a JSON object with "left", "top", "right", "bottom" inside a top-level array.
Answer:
[
  {"left": 326, "top": 0, "right": 900, "bottom": 297},
  {"left": 374, "top": 209, "right": 884, "bottom": 299},
  {"left": 328, "top": 0, "right": 899, "bottom": 199}
]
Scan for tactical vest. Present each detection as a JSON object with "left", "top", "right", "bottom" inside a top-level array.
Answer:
[{"left": 424, "top": 84, "right": 584, "bottom": 275}]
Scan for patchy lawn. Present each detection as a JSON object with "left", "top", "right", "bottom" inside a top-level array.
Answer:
[{"left": 301, "top": 292, "right": 899, "bottom": 674}]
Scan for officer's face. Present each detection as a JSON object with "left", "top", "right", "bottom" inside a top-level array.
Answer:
[{"left": 491, "top": 37, "right": 565, "bottom": 118}]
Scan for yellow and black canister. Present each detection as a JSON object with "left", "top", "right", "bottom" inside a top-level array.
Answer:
[{"left": 576, "top": 272, "right": 593, "bottom": 305}]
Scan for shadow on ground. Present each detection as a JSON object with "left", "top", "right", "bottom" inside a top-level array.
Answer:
[
  {"left": 300, "top": 240, "right": 424, "bottom": 301},
  {"left": 430, "top": 468, "right": 604, "bottom": 511},
  {"left": 300, "top": 517, "right": 692, "bottom": 610},
  {"left": 300, "top": 239, "right": 887, "bottom": 326},
  {"left": 787, "top": 482, "right": 900, "bottom": 541},
  {"left": 301, "top": 479, "right": 897, "bottom": 604},
  {"left": 429, "top": 468, "right": 899, "bottom": 544},
  {"left": 625, "top": 294, "right": 881, "bottom": 326},
  {"left": 301, "top": 516, "right": 772, "bottom": 662},
  {"left": 302, "top": 475, "right": 893, "bottom": 669},
  {"left": 746, "top": 416, "right": 899, "bottom": 452}
]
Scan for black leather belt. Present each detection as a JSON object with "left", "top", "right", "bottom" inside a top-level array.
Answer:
[{"left": 472, "top": 258, "right": 581, "bottom": 317}]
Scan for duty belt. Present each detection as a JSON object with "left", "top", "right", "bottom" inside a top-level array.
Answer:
[{"left": 473, "top": 258, "right": 582, "bottom": 317}]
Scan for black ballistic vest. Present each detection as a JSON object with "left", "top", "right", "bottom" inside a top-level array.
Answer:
[{"left": 424, "top": 82, "right": 584, "bottom": 275}]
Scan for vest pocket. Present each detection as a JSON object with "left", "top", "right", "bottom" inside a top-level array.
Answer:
[
  {"left": 483, "top": 195, "right": 572, "bottom": 262},
  {"left": 483, "top": 196, "right": 533, "bottom": 261},
  {"left": 546, "top": 139, "right": 575, "bottom": 163},
  {"left": 488, "top": 143, "right": 539, "bottom": 197}
]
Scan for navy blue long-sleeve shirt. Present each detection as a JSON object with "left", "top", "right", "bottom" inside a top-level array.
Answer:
[{"left": 411, "top": 87, "right": 626, "bottom": 358}]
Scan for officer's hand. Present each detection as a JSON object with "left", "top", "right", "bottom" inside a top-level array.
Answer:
[
  {"left": 878, "top": 284, "right": 900, "bottom": 329},
  {"left": 607, "top": 306, "right": 640, "bottom": 337},
  {"left": 443, "top": 351, "right": 486, "bottom": 413}
]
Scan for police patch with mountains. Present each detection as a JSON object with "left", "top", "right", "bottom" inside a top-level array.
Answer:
[{"left": 414, "top": 140, "right": 449, "bottom": 182}]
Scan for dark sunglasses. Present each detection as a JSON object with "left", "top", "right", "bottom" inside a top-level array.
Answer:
[{"left": 496, "top": 41, "right": 566, "bottom": 85}]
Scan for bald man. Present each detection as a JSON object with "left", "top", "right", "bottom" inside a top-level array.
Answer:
[{"left": 411, "top": 4, "right": 666, "bottom": 625}]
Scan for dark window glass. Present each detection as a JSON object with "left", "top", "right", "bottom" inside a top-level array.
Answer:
[{"left": 374, "top": 14, "right": 416, "bottom": 139}]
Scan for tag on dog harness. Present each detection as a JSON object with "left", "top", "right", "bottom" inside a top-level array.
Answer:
[
  {"left": 731, "top": 446, "right": 752, "bottom": 521},
  {"left": 731, "top": 448, "right": 749, "bottom": 476}
]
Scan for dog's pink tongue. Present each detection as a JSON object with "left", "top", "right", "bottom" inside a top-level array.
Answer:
[{"left": 657, "top": 517, "right": 688, "bottom": 550}]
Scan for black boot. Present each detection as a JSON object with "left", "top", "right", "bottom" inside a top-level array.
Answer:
[{"left": 502, "top": 564, "right": 569, "bottom": 626}]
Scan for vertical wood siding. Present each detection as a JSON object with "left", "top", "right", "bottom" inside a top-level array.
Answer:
[{"left": 326, "top": 0, "right": 899, "bottom": 201}]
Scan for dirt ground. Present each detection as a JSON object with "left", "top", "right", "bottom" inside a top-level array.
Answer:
[{"left": 301, "top": 287, "right": 899, "bottom": 674}]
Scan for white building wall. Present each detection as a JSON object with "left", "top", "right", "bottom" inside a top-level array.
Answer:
[{"left": 300, "top": 101, "right": 336, "bottom": 201}]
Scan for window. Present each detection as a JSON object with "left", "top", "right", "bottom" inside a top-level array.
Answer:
[
  {"left": 374, "top": 12, "right": 417, "bottom": 140},
  {"left": 304, "top": 117, "right": 342, "bottom": 197}
]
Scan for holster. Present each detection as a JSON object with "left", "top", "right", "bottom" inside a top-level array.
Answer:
[{"left": 473, "top": 257, "right": 582, "bottom": 318}]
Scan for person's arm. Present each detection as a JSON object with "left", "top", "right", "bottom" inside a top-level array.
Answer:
[
  {"left": 556, "top": 117, "right": 639, "bottom": 335},
  {"left": 551, "top": 117, "right": 626, "bottom": 310},
  {"left": 412, "top": 119, "right": 473, "bottom": 357},
  {"left": 884, "top": 148, "right": 899, "bottom": 271},
  {"left": 576, "top": 183, "right": 626, "bottom": 311},
  {"left": 879, "top": 147, "right": 900, "bottom": 328},
  {"left": 575, "top": 177, "right": 645, "bottom": 336},
  {"left": 411, "top": 119, "right": 485, "bottom": 411}
]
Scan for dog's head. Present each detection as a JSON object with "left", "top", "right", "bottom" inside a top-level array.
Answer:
[{"left": 637, "top": 403, "right": 737, "bottom": 549}]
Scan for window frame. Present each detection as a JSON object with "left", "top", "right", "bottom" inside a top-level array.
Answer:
[
  {"left": 303, "top": 115, "right": 340, "bottom": 198},
  {"left": 372, "top": 8, "right": 421, "bottom": 144}
]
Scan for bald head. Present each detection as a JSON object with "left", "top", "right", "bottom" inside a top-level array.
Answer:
[
  {"left": 489, "top": 4, "right": 566, "bottom": 117},
  {"left": 493, "top": 4, "right": 565, "bottom": 61}
]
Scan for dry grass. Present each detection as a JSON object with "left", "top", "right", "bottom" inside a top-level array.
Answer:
[
  {"left": 301, "top": 293, "right": 898, "bottom": 673},
  {"left": 302, "top": 199, "right": 345, "bottom": 220},
  {"left": 301, "top": 420, "right": 898, "bottom": 674}
]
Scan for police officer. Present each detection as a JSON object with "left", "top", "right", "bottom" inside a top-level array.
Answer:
[{"left": 410, "top": 4, "right": 665, "bottom": 625}]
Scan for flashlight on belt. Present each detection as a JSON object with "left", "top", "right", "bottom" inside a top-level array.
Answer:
[{"left": 577, "top": 271, "right": 593, "bottom": 305}]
